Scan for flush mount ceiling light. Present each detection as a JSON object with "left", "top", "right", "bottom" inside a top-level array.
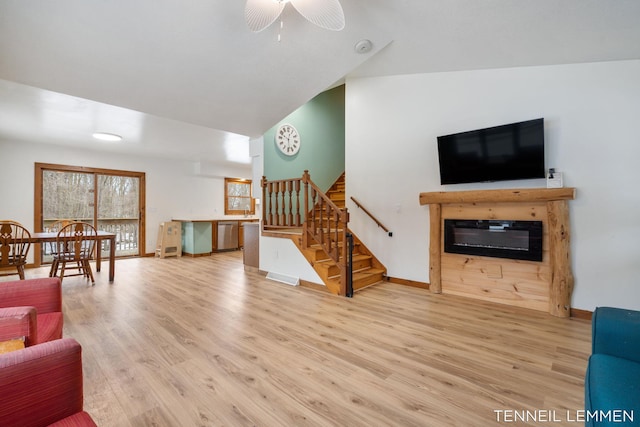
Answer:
[
  {"left": 245, "top": 0, "right": 345, "bottom": 33},
  {"left": 92, "top": 132, "right": 123, "bottom": 142}
]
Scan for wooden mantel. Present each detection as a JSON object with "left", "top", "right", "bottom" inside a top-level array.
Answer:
[
  {"left": 419, "top": 188, "right": 576, "bottom": 318},
  {"left": 419, "top": 187, "right": 576, "bottom": 205}
]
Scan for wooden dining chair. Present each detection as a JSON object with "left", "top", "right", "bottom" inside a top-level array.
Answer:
[
  {"left": 47, "top": 219, "right": 75, "bottom": 278},
  {"left": 53, "top": 222, "right": 97, "bottom": 285},
  {"left": 0, "top": 221, "right": 31, "bottom": 280}
]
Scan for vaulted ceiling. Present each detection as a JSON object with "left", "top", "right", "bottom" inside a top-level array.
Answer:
[{"left": 1, "top": 0, "right": 639, "bottom": 167}]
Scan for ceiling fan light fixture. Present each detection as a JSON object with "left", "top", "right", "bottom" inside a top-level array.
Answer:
[{"left": 246, "top": 0, "right": 344, "bottom": 33}]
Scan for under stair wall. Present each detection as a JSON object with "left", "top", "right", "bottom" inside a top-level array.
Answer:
[{"left": 260, "top": 234, "right": 325, "bottom": 285}]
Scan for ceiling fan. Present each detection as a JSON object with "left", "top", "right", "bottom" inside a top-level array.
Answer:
[{"left": 245, "top": 0, "right": 345, "bottom": 33}]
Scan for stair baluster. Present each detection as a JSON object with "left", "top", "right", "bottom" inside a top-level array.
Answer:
[{"left": 295, "top": 180, "right": 301, "bottom": 226}]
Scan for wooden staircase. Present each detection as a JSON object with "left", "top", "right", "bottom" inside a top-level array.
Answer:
[{"left": 290, "top": 173, "right": 387, "bottom": 294}]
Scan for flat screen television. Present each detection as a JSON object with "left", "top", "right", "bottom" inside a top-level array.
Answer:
[{"left": 437, "top": 118, "right": 545, "bottom": 185}]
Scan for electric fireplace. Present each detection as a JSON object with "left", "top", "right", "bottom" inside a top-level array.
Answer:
[{"left": 444, "top": 219, "right": 543, "bottom": 262}]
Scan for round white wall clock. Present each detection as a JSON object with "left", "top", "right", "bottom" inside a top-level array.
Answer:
[{"left": 275, "top": 123, "right": 301, "bottom": 156}]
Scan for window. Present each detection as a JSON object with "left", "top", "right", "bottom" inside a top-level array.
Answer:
[
  {"left": 35, "top": 163, "right": 145, "bottom": 262},
  {"left": 225, "top": 178, "right": 253, "bottom": 215}
]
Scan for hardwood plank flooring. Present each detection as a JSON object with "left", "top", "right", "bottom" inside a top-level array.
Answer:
[{"left": 15, "top": 252, "right": 591, "bottom": 426}]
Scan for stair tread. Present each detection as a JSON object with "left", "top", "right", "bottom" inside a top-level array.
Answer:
[
  {"left": 313, "top": 254, "right": 372, "bottom": 269},
  {"left": 353, "top": 268, "right": 385, "bottom": 276},
  {"left": 325, "top": 268, "right": 386, "bottom": 285},
  {"left": 326, "top": 267, "right": 385, "bottom": 280}
]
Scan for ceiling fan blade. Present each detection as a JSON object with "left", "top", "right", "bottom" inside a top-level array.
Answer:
[
  {"left": 290, "top": 0, "right": 345, "bottom": 31},
  {"left": 245, "top": 0, "right": 285, "bottom": 32}
]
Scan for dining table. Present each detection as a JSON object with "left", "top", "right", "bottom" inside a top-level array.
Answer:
[{"left": 29, "top": 231, "right": 117, "bottom": 282}]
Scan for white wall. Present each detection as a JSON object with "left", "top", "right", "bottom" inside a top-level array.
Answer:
[
  {"left": 260, "top": 235, "right": 323, "bottom": 284},
  {"left": 345, "top": 59, "right": 640, "bottom": 312},
  {"left": 0, "top": 139, "right": 251, "bottom": 258}
]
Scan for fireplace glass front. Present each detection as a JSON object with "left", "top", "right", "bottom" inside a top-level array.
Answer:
[{"left": 444, "top": 219, "right": 543, "bottom": 262}]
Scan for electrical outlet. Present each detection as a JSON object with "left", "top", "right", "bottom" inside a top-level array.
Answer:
[{"left": 547, "top": 171, "right": 563, "bottom": 188}]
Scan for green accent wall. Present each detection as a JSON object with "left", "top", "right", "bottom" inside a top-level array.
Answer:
[{"left": 264, "top": 85, "right": 345, "bottom": 192}]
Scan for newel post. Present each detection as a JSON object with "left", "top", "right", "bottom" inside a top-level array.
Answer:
[
  {"left": 301, "top": 170, "right": 310, "bottom": 249},
  {"left": 339, "top": 209, "right": 350, "bottom": 297},
  {"left": 261, "top": 176, "right": 267, "bottom": 229}
]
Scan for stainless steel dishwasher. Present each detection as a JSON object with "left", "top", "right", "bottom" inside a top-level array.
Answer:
[{"left": 217, "top": 221, "right": 238, "bottom": 251}]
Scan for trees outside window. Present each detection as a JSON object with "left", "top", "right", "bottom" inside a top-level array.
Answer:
[
  {"left": 225, "top": 178, "right": 253, "bottom": 215},
  {"left": 35, "top": 163, "right": 145, "bottom": 261}
]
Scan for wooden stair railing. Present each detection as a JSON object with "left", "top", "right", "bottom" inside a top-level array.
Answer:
[
  {"left": 303, "top": 172, "right": 350, "bottom": 296},
  {"left": 261, "top": 175, "right": 304, "bottom": 229},
  {"left": 262, "top": 170, "right": 351, "bottom": 296}
]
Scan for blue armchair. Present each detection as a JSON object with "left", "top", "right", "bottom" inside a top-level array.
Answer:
[{"left": 585, "top": 307, "right": 640, "bottom": 426}]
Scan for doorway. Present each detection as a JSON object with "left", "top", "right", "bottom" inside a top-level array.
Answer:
[{"left": 34, "top": 163, "right": 146, "bottom": 263}]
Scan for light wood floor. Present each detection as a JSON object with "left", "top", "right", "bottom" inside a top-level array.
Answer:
[{"left": 19, "top": 252, "right": 591, "bottom": 426}]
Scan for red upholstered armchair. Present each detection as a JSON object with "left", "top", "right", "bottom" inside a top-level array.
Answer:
[
  {"left": 0, "top": 338, "right": 97, "bottom": 427},
  {"left": 0, "top": 278, "right": 63, "bottom": 346}
]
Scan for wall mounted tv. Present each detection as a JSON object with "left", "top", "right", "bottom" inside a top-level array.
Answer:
[{"left": 437, "top": 118, "right": 545, "bottom": 185}]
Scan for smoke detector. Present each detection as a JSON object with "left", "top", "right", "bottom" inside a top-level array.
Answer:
[{"left": 354, "top": 39, "right": 373, "bottom": 54}]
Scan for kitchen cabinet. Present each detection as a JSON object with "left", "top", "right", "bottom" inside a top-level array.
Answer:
[
  {"left": 242, "top": 222, "right": 259, "bottom": 271},
  {"left": 174, "top": 220, "right": 212, "bottom": 256}
]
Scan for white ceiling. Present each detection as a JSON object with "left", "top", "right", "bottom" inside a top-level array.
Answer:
[{"left": 1, "top": 0, "right": 639, "bottom": 167}]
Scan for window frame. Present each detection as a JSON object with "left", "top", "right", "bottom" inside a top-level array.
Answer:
[
  {"left": 34, "top": 162, "right": 146, "bottom": 264},
  {"left": 224, "top": 177, "right": 254, "bottom": 215}
]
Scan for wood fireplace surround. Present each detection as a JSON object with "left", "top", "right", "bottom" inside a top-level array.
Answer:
[{"left": 419, "top": 188, "right": 576, "bottom": 318}]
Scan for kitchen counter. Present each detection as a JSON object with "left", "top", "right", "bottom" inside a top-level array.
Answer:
[{"left": 173, "top": 218, "right": 260, "bottom": 254}]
